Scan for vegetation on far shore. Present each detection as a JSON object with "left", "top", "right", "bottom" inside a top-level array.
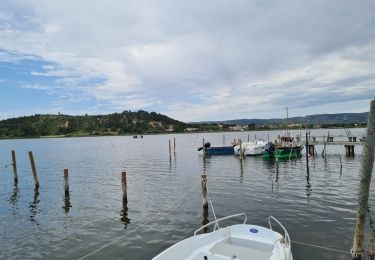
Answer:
[{"left": 0, "top": 110, "right": 368, "bottom": 139}]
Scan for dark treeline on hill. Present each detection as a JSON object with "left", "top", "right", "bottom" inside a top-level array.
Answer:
[
  {"left": 193, "top": 112, "right": 369, "bottom": 126},
  {"left": 0, "top": 110, "right": 188, "bottom": 138}
]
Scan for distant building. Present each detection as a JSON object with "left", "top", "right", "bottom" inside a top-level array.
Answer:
[
  {"left": 228, "top": 125, "right": 243, "bottom": 131},
  {"left": 185, "top": 127, "right": 199, "bottom": 132}
]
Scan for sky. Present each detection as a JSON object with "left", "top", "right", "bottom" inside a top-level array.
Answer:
[{"left": 0, "top": 0, "right": 374, "bottom": 122}]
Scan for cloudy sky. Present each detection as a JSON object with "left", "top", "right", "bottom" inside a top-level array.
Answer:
[{"left": 0, "top": 0, "right": 374, "bottom": 122}]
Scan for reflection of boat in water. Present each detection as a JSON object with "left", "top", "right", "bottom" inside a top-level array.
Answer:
[
  {"left": 262, "top": 137, "right": 303, "bottom": 160},
  {"left": 198, "top": 142, "right": 234, "bottom": 156},
  {"left": 153, "top": 213, "right": 293, "bottom": 260},
  {"left": 234, "top": 140, "right": 267, "bottom": 156}
]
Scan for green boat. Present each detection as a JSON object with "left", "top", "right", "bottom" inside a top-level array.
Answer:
[{"left": 262, "top": 141, "right": 303, "bottom": 160}]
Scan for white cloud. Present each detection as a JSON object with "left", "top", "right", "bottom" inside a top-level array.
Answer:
[{"left": 0, "top": 0, "right": 374, "bottom": 121}]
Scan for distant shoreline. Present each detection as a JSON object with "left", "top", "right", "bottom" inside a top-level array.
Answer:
[{"left": 0, "top": 125, "right": 366, "bottom": 141}]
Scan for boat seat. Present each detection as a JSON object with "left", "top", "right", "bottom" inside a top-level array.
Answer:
[{"left": 210, "top": 241, "right": 272, "bottom": 260}]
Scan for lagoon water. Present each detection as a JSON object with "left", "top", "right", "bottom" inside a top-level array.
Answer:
[{"left": 0, "top": 128, "right": 373, "bottom": 259}]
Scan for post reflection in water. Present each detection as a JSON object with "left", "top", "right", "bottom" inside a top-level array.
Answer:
[
  {"left": 29, "top": 186, "right": 40, "bottom": 224},
  {"left": 63, "top": 196, "right": 72, "bottom": 214},
  {"left": 202, "top": 206, "right": 209, "bottom": 234},
  {"left": 120, "top": 199, "right": 130, "bottom": 229},
  {"left": 239, "top": 159, "right": 243, "bottom": 183},
  {"left": 305, "top": 172, "right": 312, "bottom": 203},
  {"left": 9, "top": 182, "right": 20, "bottom": 207},
  {"left": 272, "top": 162, "right": 280, "bottom": 192},
  {"left": 306, "top": 157, "right": 312, "bottom": 203}
]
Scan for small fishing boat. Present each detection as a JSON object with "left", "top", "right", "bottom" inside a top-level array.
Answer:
[
  {"left": 198, "top": 142, "right": 235, "bottom": 156},
  {"left": 153, "top": 213, "right": 293, "bottom": 260},
  {"left": 262, "top": 137, "right": 303, "bottom": 160},
  {"left": 234, "top": 140, "right": 267, "bottom": 156}
]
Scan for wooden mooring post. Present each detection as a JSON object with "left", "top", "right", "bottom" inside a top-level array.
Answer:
[
  {"left": 64, "top": 169, "right": 70, "bottom": 197},
  {"left": 121, "top": 171, "right": 128, "bottom": 203},
  {"left": 352, "top": 99, "right": 375, "bottom": 259},
  {"left": 11, "top": 150, "right": 18, "bottom": 183},
  {"left": 307, "top": 144, "right": 315, "bottom": 156},
  {"left": 28, "top": 151, "right": 39, "bottom": 188},
  {"left": 239, "top": 139, "right": 243, "bottom": 161},
  {"left": 202, "top": 138, "right": 206, "bottom": 158},
  {"left": 305, "top": 132, "right": 309, "bottom": 175},
  {"left": 345, "top": 144, "right": 355, "bottom": 156},
  {"left": 275, "top": 140, "right": 279, "bottom": 163},
  {"left": 201, "top": 174, "right": 208, "bottom": 209},
  {"left": 168, "top": 140, "right": 172, "bottom": 158}
]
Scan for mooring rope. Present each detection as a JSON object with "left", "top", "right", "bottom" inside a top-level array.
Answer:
[{"left": 291, "top": 240, "right": 350, "bottom": 254}]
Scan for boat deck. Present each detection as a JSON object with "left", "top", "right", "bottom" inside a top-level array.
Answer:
[{"left": 154, "top": 224, "right": 291, "bottom": 260}]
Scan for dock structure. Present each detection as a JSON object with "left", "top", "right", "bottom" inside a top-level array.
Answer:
[{"left": 302, "top": 135, "right": 365, "bottom": 156}]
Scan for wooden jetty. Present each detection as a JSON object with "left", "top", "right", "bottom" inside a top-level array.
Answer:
[{"left": 301, "top": 135, "right": 365, "bottom": 156}]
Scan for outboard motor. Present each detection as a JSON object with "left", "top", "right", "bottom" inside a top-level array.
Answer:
[
  {"left": 264, "top": 142, "right": 275, "bottom": 153},
  {"left": 198, "top": 142, "right": 211, "bottom": 151}
]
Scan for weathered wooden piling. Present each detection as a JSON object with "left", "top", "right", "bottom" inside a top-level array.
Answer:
[
  {"left": 28, "top": 151, "right": 39, "bottom": 187},
  {"left": 240, "top": 139, "right": 243, "bottom": 161},
  {"left": 275, "top": 140, "right": 279, "bottom": 163},
  {"left": 64, "top": 169, "right": 70, "bottom": 197},
  {"left": 352, "top": 99, "right": 375, "bottom": 260},
  {"left": 223, "top": 135, "right": 225, "bottom": 146},
  {"left": 168, "top": 140, "right": 171, "bottom": 158},
  {"left": 268, "top": 132, "right": 269, "bottom": 142},
  {"left": 305, "top": 132, "right": 309, "bottom": 175},
  {"left": 11, "top": 150, "right": 18, "bottom": 183},
  {"left": 247, "top": 134, "right": 250, "bottom": 142},
  {"left": 322, "top": 135, "right": 328, "bottom": 158},
  {"left": 121, "top": 171, "right": 128, "bottom": 203},
  {"left": 307, "top": 144, "right": 315, "bottom": 156},
  {"left": 345, "top": 144, "right": 355, "bottom": 156},
  {"left": 202, "top": 138, "right": 206, "bottom": 158},
  {"left": 201, "top": 174, "right": 208, "bottom": 209}
]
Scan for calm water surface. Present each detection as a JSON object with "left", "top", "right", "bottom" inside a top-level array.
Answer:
[{"left": 0, "top": 129, "right": 373, "bottom": 259}]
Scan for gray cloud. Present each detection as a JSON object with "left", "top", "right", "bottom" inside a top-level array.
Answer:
[{"left": 0, "top": 0, "right": 374, "bottom": 121}]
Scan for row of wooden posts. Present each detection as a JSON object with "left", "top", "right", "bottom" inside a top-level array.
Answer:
[
  {"left": 10, "top": 150, "right": 39, "bottom": 187},
  {"left": 9, "top": 150, "right": 72, "bottom": 197}
]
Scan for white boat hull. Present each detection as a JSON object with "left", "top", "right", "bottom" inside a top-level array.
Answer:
[
  {"left": 154, "top": 223, "right": 292, "bottom": 260},
  {"left": 234, "top": 141, "right": 267, "bottom": 156}
]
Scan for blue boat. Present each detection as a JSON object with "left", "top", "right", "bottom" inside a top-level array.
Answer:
[
  {"left": 205, "top": 146, "right": 235, "bottom": 156},
  {"left": 198, "top": 142, "right": 234, "bottom": 156}
]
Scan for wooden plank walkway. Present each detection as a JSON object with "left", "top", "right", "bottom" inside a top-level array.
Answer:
[{"left": 308, "top": 141, "right": 363, "bottom": 146}]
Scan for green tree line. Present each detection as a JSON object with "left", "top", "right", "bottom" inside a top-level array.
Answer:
[{"left": 0, "top": 110, "right": 187, "bottom": 138}]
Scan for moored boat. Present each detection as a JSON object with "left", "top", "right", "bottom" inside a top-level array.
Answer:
[
  {"left": 198, "top": 142, "right": 235, "bottom": 156},
  {"left": 153, "top": 213, "right": 293, "bottom": 260},
  {"left": 262, "top": 137, "right": 302, "bottom": 160},
  {"left": 234, "top": 140, "right": 267, "bottom": 156}
]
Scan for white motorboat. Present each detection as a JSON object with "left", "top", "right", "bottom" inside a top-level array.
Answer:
[
  {"left": 153, "top": 213, "right": 293, "bottom": 260},
  {"left": 234, "top": 141, "right": 267, "bottom": 156}
]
